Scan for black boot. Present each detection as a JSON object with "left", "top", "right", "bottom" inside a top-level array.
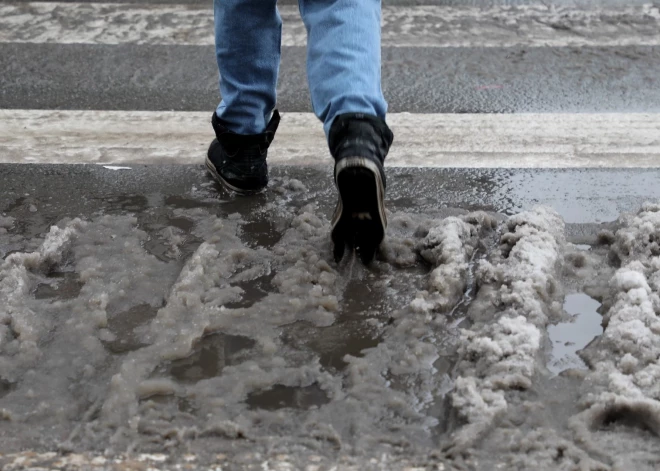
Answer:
[
  {"left": 206, "top": 111, "right": 280, "bottom": 195},
  {"left": 328, "top": 113, "right": 394, "bottom": 264}
]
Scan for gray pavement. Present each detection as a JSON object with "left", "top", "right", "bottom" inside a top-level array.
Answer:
[
  {"left": 3, "top": 44, "right": 660, "bottom": 112},
  {"left": 0, "top": 164, "right": 653, "bottom": 268},
  {"left": 1, "top": 165, "right": 657, "bottom": 229}
]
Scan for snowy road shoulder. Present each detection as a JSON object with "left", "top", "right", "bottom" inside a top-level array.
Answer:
[{"left": 1, "top": 3, "right": 660, "bottom": 48}]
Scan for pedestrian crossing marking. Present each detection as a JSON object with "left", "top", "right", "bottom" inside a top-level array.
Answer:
[{"left": 1, "top": 110, "right": 659, "bottom": 168}]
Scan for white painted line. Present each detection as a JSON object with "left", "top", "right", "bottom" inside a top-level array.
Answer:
[
  {"left": 2, "top": 110, "right": 660, "bottom": 168},
  {"left": 1, "top": 3, "right": 660, "bottom": 48}
]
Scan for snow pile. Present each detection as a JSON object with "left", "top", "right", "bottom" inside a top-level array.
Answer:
[
  {"left": 0, "top": 215, "right": 14, "bottom": 233},
  {"left": 0, "top": 220, "right": 84, "bottom": 379},
  {"left": 391, "top": 212, "right": 496, "bottom": 375},
  {"left": 411, "top": 214, "right": 495, "bottom": 314},
  {"left": 483, "top": 426, "right": 607, "bottom": 471},
  {"left": 267, "top": 206, "right": 340, "bottom": 327},
  {"left": 450, "top": 207, "right": 565, "bottom": 449},
  {"left": 74, "top": 215, "right": 176, "bottom": 330},
  {"left": 379, "top": 213, "right": 422, "bottom": 267},
  {"left": 572, "top": 203, "right": 660, "bottom": 449}
]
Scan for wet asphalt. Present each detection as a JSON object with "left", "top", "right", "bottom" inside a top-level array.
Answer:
[
  {"left": 3, "top": 44, "right": 660, "bottom": 113},
  {"left": 0, "top": 164, "right": 656, "bottom": 248},
  {"left": 1, "top": 0, "right": 659, "bottom": 208}
]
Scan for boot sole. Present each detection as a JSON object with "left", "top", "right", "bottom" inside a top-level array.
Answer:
[
  {"left": 331, "top": 157, "right": 386, "bottom": 264},
  {"left": 205, "top": 156, "right": 265, "bottom": 196}
]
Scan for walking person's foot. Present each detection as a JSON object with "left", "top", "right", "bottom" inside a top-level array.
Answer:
[
  {"left": 329, "top": 113, "right": 394, "bottom": 264},
  {"left": 206, "top": 111, "right": 280, "bottom": 195}
]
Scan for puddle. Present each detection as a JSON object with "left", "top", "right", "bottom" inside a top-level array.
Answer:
[
  {"left": 0, "top": 379, "right": 15, "bottom": 399},
  {"left": 316, "top": 330, "right": 381, "bottom": 371},
  {"left": 225, "top": 273, "right": 275, "bottom": 309},
  {"left": 312, "top": 323, "right": 381, "bottom": 371},
  {"left": 389, "top": 197, "right": 417, "bottom": 210},
  {"left": 279, "top": 270, "right": 402, "bottom": 372},
  {"left": 164, "top": 195, "right": 215, "bottom": 209},
  {"left": 548, "top": 293, "right": 603, "bottom": 375},
  {"left": 2, "top": 198, "right": 58, "bottom": 239},
  {"left": 166, "top": 216, "right": 194, "bottom": 233},
  {"left": 103, "top": 303, "right": 159, "bottom": 354},
  {"left": 245, "top": 383, "right": 329, "bottom": 411},
  {"left": 281, "top": 320, "right": 381, "bottom": 372},
  {"left": 143, "top": 217, "right": 202, "bottom": 262},
  {"left": 34, "top": 272, "right": 83, "bottom": 300},
  {"left": 158, "top": 333, "right": 256, "bottom": 384},
  {"left": 106, "top": 195, "right": 149, "bottom": 212},
  {"left": 4, "top": 196, "right": 28, "bottom": 213},
  {"left": 241, "top": 219, "right": 282, "bottom": 249},
  {"left": 342, "top": 279, "right": 388, "bottom": 318}
]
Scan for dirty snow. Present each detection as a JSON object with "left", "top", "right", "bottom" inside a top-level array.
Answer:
[
  {"left": 448, "top": 207, "right": 565, "bottom": 450},
  {"left": 2, "top": 189, "right": 660, "bottom": 469},
  {"left": 571, "top": 203, "right": 660, "bottom": 468}
]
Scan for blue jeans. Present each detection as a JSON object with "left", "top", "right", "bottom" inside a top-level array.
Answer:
[{"left": 214, "top": 0, "right": 387, "bottom": 137}]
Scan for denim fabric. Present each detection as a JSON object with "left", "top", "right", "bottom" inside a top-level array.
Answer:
[{"left": 214, "top": 0, "right": 388, "bottom": 137}]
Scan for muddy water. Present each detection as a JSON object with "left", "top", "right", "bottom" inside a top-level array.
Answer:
[
  {"left": 548, "top": 293, "right": 603, "bottom": 375},
  {"left": 2, "top": 167, "right": 660, "bottom": 469}
]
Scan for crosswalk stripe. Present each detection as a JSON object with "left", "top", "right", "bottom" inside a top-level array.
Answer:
[
  {"left": 1, "top": 110, "right": 659, "bottom": 168},
  {"left": 2, "top": 3, "right": 660, "bottom": 48}
]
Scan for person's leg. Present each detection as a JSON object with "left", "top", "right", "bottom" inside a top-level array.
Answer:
[
  {"left": 298, "top": 0, "right": 387, "bottom": 136},
  {"left": 214, "top": 0, "right": 281, "bottom": 134},
  {"left": 207, "top": 0, "right": 282, "bottom": 194},
  {"left": 299, "top": 0, "right": 393, "bottom": 264}
]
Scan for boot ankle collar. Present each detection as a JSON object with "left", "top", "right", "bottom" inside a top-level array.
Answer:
[
  {"left": 212, "top": 110, "right": 281, "bottom": 151},
  {"left": 328, "top": 113, "right": 394, "bottom": 161}
]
